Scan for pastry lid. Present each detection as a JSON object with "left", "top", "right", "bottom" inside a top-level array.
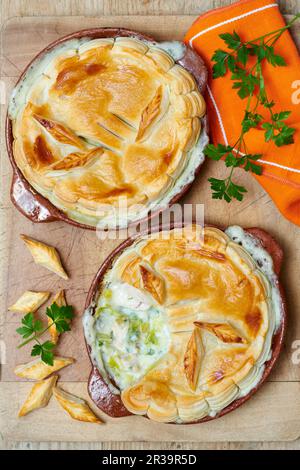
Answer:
[
  {"left": 83, "top": 223, "right": 286, "bottom": 424},
  {"left": 6, "top": 28, "right": 208, "bottom": 230}
]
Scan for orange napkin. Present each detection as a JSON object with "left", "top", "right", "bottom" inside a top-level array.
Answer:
[{"left": 185, "top": 0, "right": 300, "bottom": 225}]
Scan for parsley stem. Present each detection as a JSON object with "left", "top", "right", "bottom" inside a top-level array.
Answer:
[
  {"left": 207, "top": 13, "right": 299, "bottom": 202},
  {"left": 245, "top": 13, "right": 300, "bottom": 45},
  {"left": 17, "top": 322, "right": 54, "bottom": 349}
]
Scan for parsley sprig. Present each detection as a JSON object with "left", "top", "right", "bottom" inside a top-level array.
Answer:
[
  {"left": 16, "top": 303, "right": 74, "bottom": 366},
  {"left": 205, "top": 13, "right": 300, "bottom": 203}
]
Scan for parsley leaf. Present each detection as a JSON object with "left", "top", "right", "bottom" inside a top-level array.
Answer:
[
  {"left": 16, "top": 302, "right": 74, "bottom": 365},
  {"left": 208, "top": 14, "right": 299, "bottom": 202},
  {"left": 242, "top": 111, "right": 263, "bottom": 132},
  {"left": 40, "top": 341, "right": 55, "bottom": 366},
  {"left": 204, "top": 143, "right": 233, "bottom": 160},
  {"left": 31, "top": 341, "right": 55, "bottom": 365},
  {"left": 219, "top": 31, "right": 241, "bottom": 50},
  {"left": 208, "top": 178, "right": 247, "bottom": 203},
  {"left": 265, "top": 46, "right": 286, "bottom": 66},
  {"left": 212, "top": 50, "right": 230, "bottom": 78},
  {"left": 244, "top": 160, "right": 263, "bottom": 175},
  {"left": 227, "top": 181, "right": 247, "bottom": 201},
  {"left": 16, "top": 312, "right": 43, "bottom": 339},
  {"left": 237, "top": 45, "right": 250, "bottom": 66},
  {"left": 225, "top": 152, "right": 243, "bottom": 167},
  {"left": 46, "top": 302, "right": 73, "bottom": 333},
  {"left": 231, "top": 69, "right": 259, "bottom": 99},
  {"left": 262, "top": 120, "right": 295, "bottom": 146},
  {"left": 31, "top": 344, "right": 42, "bottom": 356}
]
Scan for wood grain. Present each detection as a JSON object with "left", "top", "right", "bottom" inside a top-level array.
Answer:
[
  {"left": 1, "top": 0, "right": 300, "bottom": 451},
  {"left": 2, "top": 382, "right": 300, "bottom": 443}
]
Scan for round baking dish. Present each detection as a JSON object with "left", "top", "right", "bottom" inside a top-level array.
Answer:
[
  {"left": 83, "top": 223, "right": 286, "bottom": 423},
  {"left": 6, "top": 28, "right": 208, "bottom": 230}
]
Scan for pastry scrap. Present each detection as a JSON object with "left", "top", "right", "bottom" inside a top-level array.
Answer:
[
  {"left": 21, "top": 235, "right": 68, "bottom": 279},
  {"left": 53, "top": 387, "right": 102, "bottom": 423},
  {"left": 18, "top": 375, "right": 58, "bottom": 417},
  {"left": 14, "top": 356, "right": 74, "bottom": 380},
  {"left": 48, "top": 290, "right": 67, "bottom": 344},
  {"left": 52, "top": 289, "right": 67, "bottom": 307},
  {"left": 9, "top": 37, "right": 207, "bottom": 228},
  {"left": 84, "top": 225, "right": 283, "bottom": 423},
  {"left": 8, "top": 290, "right": 50, "bottom": 313}
]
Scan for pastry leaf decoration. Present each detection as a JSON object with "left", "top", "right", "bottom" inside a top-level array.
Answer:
[
  {"left": 194, "top": 322, "right": 247, "bottom": 344},
  {"left": 49, "top": 148, "right": 103, "bottom": 171},
  {"left": 139, "top": 265, "right": 165, "bottom": 304},
  {"left": 191, "top": 248, "right": 226, "bottom": 261},
  {"left": 34, "top": 115, "right": 86, "bottom": 150},
  {"left": 136, "top": 85, "right": 163, "bottom": 141},
  {"left": 183, "top": 327, "right": 203, "bottom": 391}
]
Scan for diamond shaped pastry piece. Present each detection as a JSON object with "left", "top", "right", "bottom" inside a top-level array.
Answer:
[
  {"left": 53, "top": 386, "right": 102, "bottom": 423},
  {"left": 14, "top": 356, "right": 74, "bottom": 380},
  {"left": 18, "top": 375, "right": 58, "bottom": 417},
  {"left": 21, "top": 234, "right": 68, "bottom": 280},
  {"left": 8, "top": 290, "right": 50, "bottom": 313}
]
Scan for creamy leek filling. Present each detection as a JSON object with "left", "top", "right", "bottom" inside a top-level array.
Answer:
[{"left": 88, "top": 283, "right": 170, "bottom": 390}]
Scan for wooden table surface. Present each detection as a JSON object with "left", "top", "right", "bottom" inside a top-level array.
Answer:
[{"left": 1, "top": 0, "right": 300, "bottom": 451}]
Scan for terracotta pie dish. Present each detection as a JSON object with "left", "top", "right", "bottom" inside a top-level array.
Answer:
[
  {"left": 83, "top": 223, "right": 286, "bottom": 424},
  {"left": 6, "top": 28, "right": 208, "bottom": 230}
]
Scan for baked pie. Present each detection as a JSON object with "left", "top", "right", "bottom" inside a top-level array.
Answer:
[
  {"left": 8, "top": 32, "right": 207, "bottom": 228},
  {"left": 83, "top": 225, "right": 285, "bottom": 423}
]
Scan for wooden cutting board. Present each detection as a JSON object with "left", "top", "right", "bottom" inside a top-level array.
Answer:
[{"left": 1, "top": 15, "right": 300, "bottom": 443}]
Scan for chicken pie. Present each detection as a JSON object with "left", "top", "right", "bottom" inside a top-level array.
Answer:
[
  {"left": 83, "top": 225, "right": 284, "bottom": 423},
  {"left": 8, "top": 34, "right": 207, "bottom": 228}
]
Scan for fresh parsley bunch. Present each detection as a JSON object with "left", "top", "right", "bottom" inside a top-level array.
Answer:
[
  {"left": 16, "top": 303, "right": 74, "bottom": 365},
  {"left": 204, "top": 14, "right": 300, "bottom": 203}
]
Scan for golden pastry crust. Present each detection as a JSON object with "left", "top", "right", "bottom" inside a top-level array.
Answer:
[
  {"left": 53, "top": 387, "right": 102, "bottom": 423},
  {"left": 10, "top": 37, "right": 206, "bottom": 227},
  {"left": 194, "top": 322, "right": 248, "bottom": 345},
  {"left": 21, "top": 234, "right": 68, "bottom": 279},
  {"left": 18, "top": 375, "right": 58, "bottom": 417},
  {"left": 139, "top": 264, "right": 165, "bottom": 304},
  {"left": 48, "top": 290, "right": 67, "bottom": 344},
  {"left": 183, "top": 327, "right": 203, "bottom": 391},
  {"left": 99, "top": 226, "right": 276, "bottom": 423},
  {"left": 8, "top": 290, "right": 50, "bottom": 313},
  {"left": 14, "top": 356, "right": 74, "bottom": 380}
]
